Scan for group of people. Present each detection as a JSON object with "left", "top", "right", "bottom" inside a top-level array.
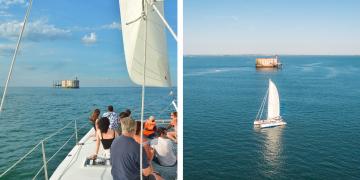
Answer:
[{"left": 88, "top": 105, "right": 178, "bottom": 180}]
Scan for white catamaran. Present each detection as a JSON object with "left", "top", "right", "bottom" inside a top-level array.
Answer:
[
  {"left": 0, "top": 0, "right": 177, "bottom": 179},
  {"left": 254, "top": 79, "right": 286, "bottom": 128}
]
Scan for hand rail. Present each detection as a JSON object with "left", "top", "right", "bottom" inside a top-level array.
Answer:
[{"left": 0, "top": 119, "right": 86, "bottom": 179}]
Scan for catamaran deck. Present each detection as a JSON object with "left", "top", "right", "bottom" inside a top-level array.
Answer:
[
  {"left": 50, "top": 128, "right": 112, "bottom": 180},
  {"left": 51, "top": 126, "right": 177, "bottom": 179}
]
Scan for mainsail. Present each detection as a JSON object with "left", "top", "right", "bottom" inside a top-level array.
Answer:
[
  {"left": 119, "top": 0, "right": 171, "bottom": 87},
  {"left": 267, "top": 79, "right": 280, "bottom": 119}
]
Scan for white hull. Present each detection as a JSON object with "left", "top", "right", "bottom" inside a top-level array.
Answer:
[{"left": 254, "top": 118, "right": 286, "bottom": 128}]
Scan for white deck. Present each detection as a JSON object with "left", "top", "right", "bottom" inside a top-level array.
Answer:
[
  {"left": 51, "top": 122, "right": 177, "bottom": 179},
  {"left": 50, "top": 128, "right": 112, "bottom": 180}
]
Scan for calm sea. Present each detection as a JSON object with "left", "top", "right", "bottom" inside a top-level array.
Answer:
[
  {"left": 184, "top": 55, "right": 360, "bottom": 179},
  {"left": 0, "top": 87, "right": 176, "bottom": 179}
]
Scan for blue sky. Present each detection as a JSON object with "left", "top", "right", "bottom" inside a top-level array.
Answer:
[
  {"left": 185, "top": 0, "right": 360, "bottom": 55},
  {"left": 0, "top": 0, "right": 177, "bottom": 87}
]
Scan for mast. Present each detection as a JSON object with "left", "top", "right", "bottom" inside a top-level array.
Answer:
[{"left": 0, "top": 0, "right": 33, "bottom": 112}]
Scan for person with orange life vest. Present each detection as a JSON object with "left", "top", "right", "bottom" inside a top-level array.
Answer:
[{"left": 143, "top": 116, "right": 157, "bottom": 139}]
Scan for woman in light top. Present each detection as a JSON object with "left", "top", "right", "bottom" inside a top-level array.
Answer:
[
  {"left": 133, "top": 121, "right": 154, "bottom": 162},
  {"left": 90, "top": 117, "right": 116, "bottom": 160},
  {"left": 166, "top": 112, "right": 177, "bottom": 143}
]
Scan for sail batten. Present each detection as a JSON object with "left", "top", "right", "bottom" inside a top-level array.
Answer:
[
  {"left": 267, "top": 79, "right": 280, "bottom": 119},
  {"left": 119, "top": 0, "right": 171, "bottom": 87}
]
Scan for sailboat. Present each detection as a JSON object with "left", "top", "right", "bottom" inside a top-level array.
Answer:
[
  {"left": 254, "top": 79, "right": 286, "bottom": 128},
  {"left": 0, "top": 0, "right": 177, "bottom": 179}
]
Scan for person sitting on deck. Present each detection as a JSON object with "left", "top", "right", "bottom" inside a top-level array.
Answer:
[
  {"left": 144, "top": 116, "right": 157, "bottom": 139},
  {"left": 111, "top": 117, "right": 163, "bottom": 180},
  {"left": 90, "top": 117, "right": 115, "bottom": 160},
  {"left": 151, "top": 127, "right": 177, "bottom": 167},
  {"left": 134, "top": 121, "right": 154, "bottom": 163},
  {"left": 89, "top": 109, "right": 100, "bottom": 131},
  {"left": 166, "top": 112, "right": 177, "bottom": 143},
  {"left": 102, "top": 105, "right": 119, "bottom": 135}
]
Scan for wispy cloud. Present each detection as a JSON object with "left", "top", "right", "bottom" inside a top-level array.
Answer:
[
  {"left": 101, "top": 22, "right": 121, "bottom": 30},
  {"left": 0, "top": 43, "right": 15, "bottom": 56},
  {"left": 0, "top": 10, "right": 12, "bottom": 17},
  {"left": 72, "top": 21, "right": 121, "bottom": 31},
  {"left": 0, "top": 18, "right": 71, "bottom": 41},
  {"left": 82, "top": 32, "right": 97, "bottom": 44},
  {"left": 0, "top": 0, "right": 26, "bottom": 9}
]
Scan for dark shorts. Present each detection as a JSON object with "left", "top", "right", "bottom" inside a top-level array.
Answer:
[{"left": 143, "top": 174, "right": 156, "bottom": 180}]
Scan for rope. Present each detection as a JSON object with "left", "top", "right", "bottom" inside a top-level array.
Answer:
[
  {"left": 0, "top": 120, "right": 87, "bottom": 178},
  {"left": 258, "top": 89, "right": 269, "bottom": 120},
  {"left": 255, "top": 88, "right": 268, "bottom": 120},
  {"left": 0, "top": 0, "right": 33, "bottom": 112},
  {"left": 32, "top": 123, "right": 87, "bottom": 180},
  {"left": 0, "top": 141, "right": 41, "bottom": 178},
  {"left": 43, "top": 120, "right": 75, "bottom": 142}
]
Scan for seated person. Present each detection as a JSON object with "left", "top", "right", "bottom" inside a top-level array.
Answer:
[
  {"left": 166, "top": 112, "right": 177, "bottom": 143},
  {"left": 151, "top": 127, "right": 177, "bottom": 167},
  {"left": 89, "top": 109, "right": 100, "bottom": 131},
  {"left": 143, "top": 116, "right": 157, "bottom": 139},
  {"left": 90, "top": 117, "right": 115, "bottom": 159},
  {"left": 111, "top": 117, "right": 163, "bottom": 180},
  {"left": 133, "top": 121, "right": 154, "bottom": 163}
]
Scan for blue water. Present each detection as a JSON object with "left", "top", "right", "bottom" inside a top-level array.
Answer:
[
  {"left": 0, "top": 87, "right": 176, "bottom": 179},
  {"left": 184, "top": 55, "right": 360, "bottom": 179}
]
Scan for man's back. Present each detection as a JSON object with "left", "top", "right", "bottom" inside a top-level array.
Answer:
[
  {"left": 111, "top": 135, "right": 148, "bottom": 180},
  {"left": 151, "top": 137, "right": 176, "bottom": 166},
  {"left": 103, "top": 111, "right": 118, "bottom": 130}
]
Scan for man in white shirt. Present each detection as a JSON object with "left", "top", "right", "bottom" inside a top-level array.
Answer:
[{"left": 150, "top": 127, "right": 177, "bottom": 167}]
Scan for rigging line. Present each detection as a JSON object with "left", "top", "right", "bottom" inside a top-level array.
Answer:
[
  {"left": 0, "top": 0, "right": 33, "bottom": 112},
  {"left": 255, "top": 88, "right": 268, "bottom": 120},
  {"left": 147, "top": 0, "right": 177, "bottom": 42},
  {"left": 259, "top": 88, "right": 269, "bottom": 120},
  {"left": 140, "top": 0, "right": 147, "bottom": 179},
  {"left": 0, "top": 142, "right": 41, "bottom": 178}
]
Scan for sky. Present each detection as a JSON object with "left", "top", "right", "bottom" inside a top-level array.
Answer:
[
  {"left": 184, "top": 0, "right": 360, "bottom": 55},
  {"left": 0, "top": 0, "right": 177, "bottom": 87}
]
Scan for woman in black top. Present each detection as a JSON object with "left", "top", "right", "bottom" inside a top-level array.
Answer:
[{"left": 90, "top": 117, "right": 116, "bottom": 160}]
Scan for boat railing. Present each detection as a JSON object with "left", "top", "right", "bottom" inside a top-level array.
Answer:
[{"left": 0, "top": 119, "right": 87, "bottom": 180}]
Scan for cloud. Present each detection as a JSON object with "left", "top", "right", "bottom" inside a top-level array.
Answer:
[
  {"left": 101, "top": 22, "right": 121, "bottom": 30},
  {"left": 82, "top": 32, "right": 97, "bottom": 44},
  {"left": 0, "top": 10, "right": 12, "bottom": 17},
  {"left": 0, "top": 44, "right": 15, "bottom": 56},
  {"left": 0, "top": 19, "right": 71, "bottom": 41},
  {"left": 0, "top": 0, "right": 26, "bottom": 9}
]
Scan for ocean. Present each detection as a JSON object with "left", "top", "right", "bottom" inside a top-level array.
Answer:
[
  {"left": 184, "top": 55, "right": 360, "bottom": 179},
  {"left": 0, "top": 87, "right": 176, "bottom": 179}
]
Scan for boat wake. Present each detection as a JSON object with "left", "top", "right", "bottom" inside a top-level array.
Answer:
[{"left": 184, "top": 67, "right": 249, "bottom": 77}]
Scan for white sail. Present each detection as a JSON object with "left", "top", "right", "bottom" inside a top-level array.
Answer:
[
  {"left": 119, "top": 0, "right": 171, "bottom": 87},
  {"left": 267, "top": 79, "right": 280, "bottom": 119}
]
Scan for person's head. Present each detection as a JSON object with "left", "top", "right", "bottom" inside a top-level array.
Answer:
[
  {"left": 91, "top": 109, "right": 100, "bottom": 121},
  {"left": 125, "top": 109, "right": 131, "bottom": 116},
  {"left": 135, "top": 121, "right": 142, "bottom": 135},
  {"left": 119, "top": 111, "right": 129, "bottom": 119},
  {"left": 98, "top": 117, "right": 110, "bottom": 133},
  {"left": 156, "top": 127, "right": 167, "bottom": 137},
  {"left": 148, "top": 116, "right": 155, "bottom": 122},
  {"left": 108, "top": 105, "right": 114, "bottom": 112},
  {"left": 121, "top": 117, "right": 136, "bottom": 134},
  {"left": 171, "top": 111, "right": 177, "bottom": 119}
]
